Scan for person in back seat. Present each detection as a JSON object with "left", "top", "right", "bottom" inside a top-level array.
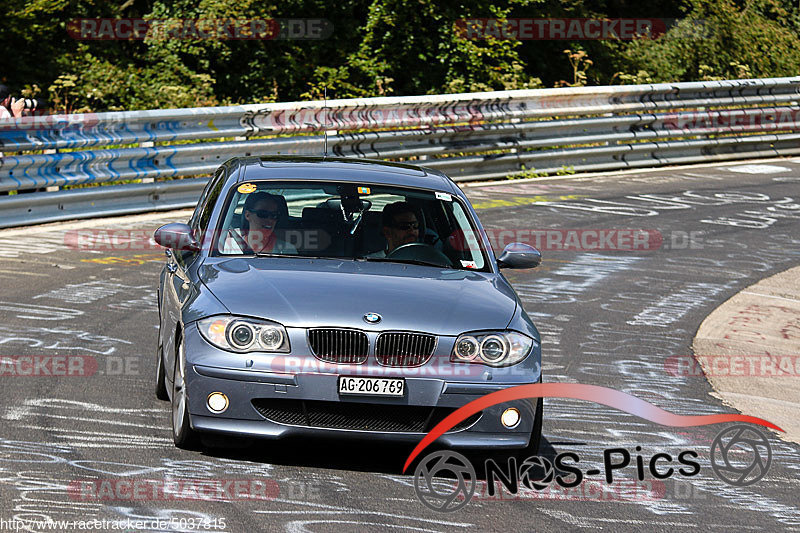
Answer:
[{"left": 221, "top": 192, "right": 298, "bottom": 254}]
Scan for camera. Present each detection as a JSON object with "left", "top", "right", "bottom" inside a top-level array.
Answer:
[{"left": 22, "top": 98, "right": 41, "bottom": 111}]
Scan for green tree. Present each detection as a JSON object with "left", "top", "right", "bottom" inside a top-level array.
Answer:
[
  {"left": 3, "top": 0, "right": 800, "bottom": 113},
  {"left": 304, "top": 0, "right": 544, "bottom": 99},
  {"left": 617, "top": 0, "right": 800, "bottom": 82}
]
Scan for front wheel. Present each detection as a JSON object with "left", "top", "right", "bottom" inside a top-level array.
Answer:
[
  {"left": 517, "top": 396, "right": 543, "bottom": 460},
  {"left": 171, "top": 339, "right": 201, "bottom": 449}
]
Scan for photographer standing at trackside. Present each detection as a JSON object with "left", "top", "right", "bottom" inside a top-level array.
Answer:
[
  {"left": 1, "top": 84, "right": 32, "bottom": 195},
  {"left": 0, "top": 84, "right": 26, "bottom": 119}
]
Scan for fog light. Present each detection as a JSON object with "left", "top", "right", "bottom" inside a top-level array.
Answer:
[
  {"left": 501, "top": 408, "right": 520, "bottom": 429},
  {"left": 207, "top": 392, "right": 229, "bottom": 414}
]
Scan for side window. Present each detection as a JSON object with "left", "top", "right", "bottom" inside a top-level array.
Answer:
[
  {"left": 196, "top": 176, "right": 225, "bottom": 234},
  {"left": 176, "top": 169, "right": 226, "bottom": 267},
  {"left": 192, "top": 168, "right": 226, "bottom": 236},
  {"left": 189, "top": 168, "right": 222, "bottom": 228}
]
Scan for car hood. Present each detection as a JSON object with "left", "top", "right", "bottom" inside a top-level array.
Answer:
[{"left": 198, "top": 258, "right": 518, "bottom": 335}]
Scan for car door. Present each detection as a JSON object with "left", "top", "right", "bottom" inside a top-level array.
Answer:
[{"left": 161, "top": 167, "right": 226, "bottom": 383}]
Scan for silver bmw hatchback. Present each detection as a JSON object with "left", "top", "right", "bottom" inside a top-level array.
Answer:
[{"left": 154, "top": 156, "right": 543, "bottom": 454}]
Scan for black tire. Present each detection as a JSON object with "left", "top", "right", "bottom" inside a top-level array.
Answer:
[
  {"left": 510, "top": 397, "right": 543, "bottom": 466},
  {"left": 155, "top": 343, "right": 169, "bottom": 401},
  {"left": 519, "top": 374, "right": 545, "bottom": 460},
  {"left": 519, "top": 396, "right": 544, "bottom": 459},
  {"left": 171, "top": 338, "right": 201, "bottom": 450}
]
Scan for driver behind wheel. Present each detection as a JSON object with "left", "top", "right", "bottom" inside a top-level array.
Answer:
[{"left": 368, "top": 201, "right": 420, "bottom": 258}]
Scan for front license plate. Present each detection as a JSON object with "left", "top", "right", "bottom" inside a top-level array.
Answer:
[{"left": 338, "top": 376, "right": 405, "bottom": 397}]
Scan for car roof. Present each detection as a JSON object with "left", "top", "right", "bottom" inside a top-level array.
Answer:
[{"left": 232, "top": 156, "right": 459, "bottom": 194}]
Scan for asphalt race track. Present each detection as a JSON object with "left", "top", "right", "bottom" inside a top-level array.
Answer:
[{"left": 0, "top": 159, "right": 799, "bottom": 532}]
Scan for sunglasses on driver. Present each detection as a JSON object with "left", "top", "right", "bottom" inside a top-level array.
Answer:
[
  {"left": 394, "top": 221, "right": 419, "bottom": 231},
  {"left": 249, "top": 209, "right": 280, "bottom": 219}
]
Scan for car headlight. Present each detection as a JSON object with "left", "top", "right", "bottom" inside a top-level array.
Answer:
[
  {"left": 198, "top": 316, "right": 290, "bottom": 353},
  {"left": 451, "top": 331, "right": 533, "bottom": 367}
]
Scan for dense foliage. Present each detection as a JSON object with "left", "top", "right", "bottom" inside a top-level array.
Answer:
[{"left": 1, "top": 0, "right": 798, "bottom": 112}]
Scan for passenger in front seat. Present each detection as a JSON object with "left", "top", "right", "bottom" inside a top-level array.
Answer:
[{"left": 221, "top": 192, "right": 298, "bottom": 254}]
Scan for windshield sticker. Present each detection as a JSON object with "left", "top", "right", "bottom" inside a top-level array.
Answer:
[
  {"left": 435, "top": 192, "right": 452, "bottom": 201},
  {"left": 237, "top": 183, "right": 257, "bottom": 194},
  {"left": 357, "top": 186, "right": 371, "bottom": 195},
  {"left": 460, "top": 260, "right": 478, "bottom": 269}
]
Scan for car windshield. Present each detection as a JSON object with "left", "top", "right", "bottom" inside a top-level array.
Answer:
[{"left": 213, "top": 180, "right": 488, "bottom": 271}]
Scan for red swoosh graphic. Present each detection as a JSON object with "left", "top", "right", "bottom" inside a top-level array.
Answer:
[{"left": 402, "top": 383, "right": 783, "bottom": 473}]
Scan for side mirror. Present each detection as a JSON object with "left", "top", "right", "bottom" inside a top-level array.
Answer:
[
  {"left": 497, "top": 243, "right": 541, "bottom": 269},
  {"left": 154, "top": 223, "right": 200, "bottom": 252}
]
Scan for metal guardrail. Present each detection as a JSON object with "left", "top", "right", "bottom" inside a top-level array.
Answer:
[
  {"left": 1, "top": 77, "right": 799, "bottom": 228},
  {"left": 0, "top": 178, "right": 208, "bottom": 228}
]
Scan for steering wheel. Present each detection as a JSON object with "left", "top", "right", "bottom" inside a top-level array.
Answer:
[{"left": 386, "top": 242, "right": 452, "bottom": 267}]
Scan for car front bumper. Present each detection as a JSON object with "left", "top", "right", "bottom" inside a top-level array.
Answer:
[{"left": 182, "top": 323, "right": 542, "bottom": 449}]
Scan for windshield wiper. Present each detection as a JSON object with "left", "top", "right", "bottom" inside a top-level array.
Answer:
[
  {"left": 358, "top": 256, "right": 450, "bottom": 268},
  {"left": 253, "top": 253, "right": 326, "bottom": 259}
]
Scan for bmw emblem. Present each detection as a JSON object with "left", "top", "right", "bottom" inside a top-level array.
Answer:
[{"left": 363, "top": 312, "right": 382, "bottom": 324}]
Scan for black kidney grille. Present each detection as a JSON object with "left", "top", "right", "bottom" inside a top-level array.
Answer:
[
  {"left": 251, "top": 399, "right": 481, "bottom": 433},
  {"left": 308, "top": 329, "right": 369, "bottom": 364},
  {"left": 375, "top": 332, "right": 436, "bottom": 366}
]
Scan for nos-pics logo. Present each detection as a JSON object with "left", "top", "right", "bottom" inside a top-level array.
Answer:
[{"left": 413, "top": 424, "right": 773, "bottom": 512}]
